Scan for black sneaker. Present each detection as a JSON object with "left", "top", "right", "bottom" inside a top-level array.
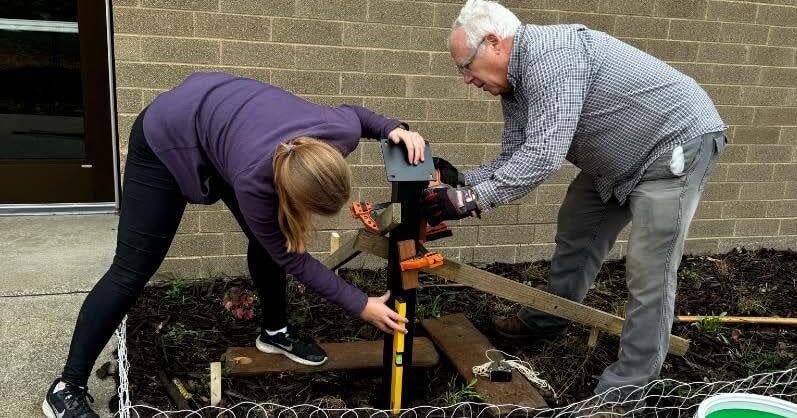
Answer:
[
  {"left": 255, "top": 330, "right": 328, "bottom": 366},
  {"left": 43, "top": 378, "right": 99, "bottom": 418}
]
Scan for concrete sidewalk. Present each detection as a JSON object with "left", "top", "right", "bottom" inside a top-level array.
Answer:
[{"left": 0, "top": 214, "right": 119, "bottom": 418}]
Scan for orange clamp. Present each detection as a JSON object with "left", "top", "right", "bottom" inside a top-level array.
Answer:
[
  {"left": 350, "top": 201, "right": 380, "bottom": 234},
  {"left": 400, "top": 252, "right": 444, "bottom": 271}
]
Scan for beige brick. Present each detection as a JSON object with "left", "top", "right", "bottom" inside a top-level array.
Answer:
[
  {"left": 703, "top": 182, "right": 741, "bottom": 200},
  {"left": 431, "top": 52, "right": 459, "bottom": 76},
  {"left": 425, "top": 226, "right": 479, "bottom": 249},
  {"left": 358, "top": 142, "right": 381, "bottom": 165},
  {"left": 733, "top": 126, "right": 782, "bottom": 144},
  {"left": 219, "top": 0, "right": 295, "bottom": 16},
  {"left": 517, "top": 243, "right": 556, "bottom": 262},
  {"left": 156, "top": 257, "right": 205, "bottom": 280},
  {"left": 756, "top": 4, "right": 797, "bottom": 26},
  {"left": 487, "top": 100, "right": 506, "bottom": 122},
  {"left": 695, "top": 201, "right": 724, "bottom": 218},
  {"left": 273, "top": 18, "right": 343, "bottom": 46},
  {"left": 536, "top": 184, "right": 569, "bottom": 204},
  {"left": 749, "top": 46, "right": 795, "bottom": 67},
  {"left": 760, "top": 68, "right": 797, "bottom": 88},
  {"left": 114, "top": 7, "right": 193, "bottom": 36},
  {"left": 343, "top": 23, "right": 409, "bottom": 48},
  {"left": 168, "top": 233, "right": 224, "bottom": 257},
  {"left": 547, "top": 0, "right": 601, "bottom": 11},
  {"left": 654, "top": 0, "right": 707, "bottom": 19},
  {"left": 460, "top": 205, "right": 518, "bottom": 226},
  {"left": 341, "top": 73, "right": 406, "bottom": 97},
  {"left": 431, "top": 144, "right": 486, "bottom": 165},
  {"left": 296, "top": 46, "right": 364, "bottom": 72},
  {"left": 200, "top": 211, "right": 239, "bottom": 232},
  {"left": 409, "top": 122, "right": 467, "bottom": 144},
  {"left": 223, "top": 232, "right": 248, "bottom": 255},
  {"left": 466, "top": 123, "right": 503, "bottom": 143},
  {"left": 546, "top": 164, "right": 580, "bottom": 184},
  {"left": 351, "top": 165, "right": 390, "bottom": 187},
  {"left": 719, "top": 23, "right": 769, "bottom": 44},
  {"left": 193, "top": 66, "right": 270, "bottom": 82},
  {"left": 194, "top": 13, "right": 270, "bottom": 41},
  {"left": 114, "top": 35, "right": 141, "bottom": 61},
  {"left": 615, "top": 16, "right": 669, "bottom": 38},
  {"left": 697, "top": 43, "right": 749, "bottom": 64},
  {"left": 768, "top": 26, "right": 797, "bottom": 47},
  {"left": 754, "top": 108, "right": 797, "bottom": 127},
  {"left": 726, "top": 163, "right": 773, "bottom": 181},
  {"left": 141, "top": 0, "right": 217, "bottom": 10},
  {"left": 177, "top": 211, "right": 200, "bottom": 234},
  {"left": 740, "top": 87, "right": 795, "bottom": 107},
  {"left": 513, "top": 9, "right": 560, "bottom": 26},
  {"left": 472, "top": 245, "right": 517, "bottom": 264},
  {"left": 670, "top": 20, "right": 721, "bottom": 42},
  {"left": 409, "top": 27, "right": 449, "bottom": 52},
  {"left": 368, "top": 0, "right": 435, "bottom": 27},
  {"left": 780, "top": 218, "right": 797, "bottom": 235},
  {"left": 202, "top": 255, "right": 247, "bottom": 277},
  {"left": 478, "top": 225, "right": 536, "bottom": 245},
  {"left": 141, "top": 37, "right": 219, "bottom": 64},
  {"left": 706, "top": 0, "right": 758, "bottom": 23},
  {"left": 116, "top": 63, "right": 194, "bottom": 88},
  {"left": 362, "top": 98, "right": 427, "bottom": 120},
  {"left": 618, "top": 37, "right": 649, "bottom": 51},
  {"left": 683, "top": 238, "right": 719, "bottom": 255},
  {"left": 669, "top": 62, "right": 713, "bottom": 84},
  {"left": 558, "top": 12, "right": 617, "bottom": 33},
  {"left": 114, "top": 0, "right": 139, "bottom": 6},
  {"left": 598, "top": 0, "right": 655, "bottom": 16},
  {"left": 116, "top": 88, "right": 142, "bottom": 113},
  {"left": 220, "top": 41, "right": 295, "bottom": 68},
  {"left": 518, "top": 204, "right": 560, "bottom": 223},
  {"left": 740, "top": 182, "right": 785, "bottom": 200},
  {"left": 703, "top": 84, "right": 741, "bottom": 105},
  {"left": 406, "top": 76, "right": 468, "bottom": 99},
  {"left": 433, "top": 3, "right": 461, "bottom": 28},
  {"left": 782, "top": 128, "right": 797, "bottom": 145},
  {"left": 364, "top": 50, "right": 430, "bottom": 75},
  {"left": 647, "top": 40, "right": 699, "bottom": 61},
  {"left": 748, "top": 145, "right": 794, "bottom": 163},
  {"left": 688, "top": 219, "right": 735, "bottom": 237},
  {"left": 709, "top": 65, "right": 760, "bottom": 86},
  {"left": 722, "top": 201, "right": 767, "bottom": 218},
  {"left": 295, "top": 0, "right": 367, "bottom": 21},
  {"left": 426, "top": 99, "right": 493, "bottom": 121},
  {"left": 774, "top": 163, "right": 797, "bottom": 183},
  {"left": 717, "top": 105, "right": 754, "bottom": 125},
  {"left": 533, "top": 223, "right": 558, "bottom": 243},
  {"left": 271, "top": 70, "right": 340, "bottom": 95},
  {"left": 766, "top": 200, "right": 797, "bottom": 217},
  {"left": 718, "top": 236, "right": 797, "bottom": 252}
]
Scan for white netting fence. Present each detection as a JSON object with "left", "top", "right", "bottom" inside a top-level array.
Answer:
[{"left": 113, "top": 318, "right": 797, "bottom": 418}]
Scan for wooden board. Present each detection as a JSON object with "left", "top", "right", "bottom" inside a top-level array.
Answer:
[
  {"left": 354, "top": 234, "right": 690, "bottom": 356},
  {"left": 321, "top": 205, "right": 400, "bottom": 271},
  {"left": 422, "top": 314, "right": 547, "bottom": 410},
  {"left": 398, "top": 239, "right": 419, "bottom": 290},
  {"left": 223, "top": 337, "right": 439, "bottom": 377}
]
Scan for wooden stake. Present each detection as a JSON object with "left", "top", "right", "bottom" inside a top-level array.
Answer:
[
  {"left": 210, "top": 362, "right": 222, "bottom": 407},
  {"left": 330, "top": 232, "right": 340, "bottom": 253},
  {"left": 588, "top": 327, "right": 600, "bottom": 348},
  {"left": 677, "top": 316, "right": 797, "bottom": 326},
  {"left": 397, "top": 240, "right": 419, "bottom": 290}
]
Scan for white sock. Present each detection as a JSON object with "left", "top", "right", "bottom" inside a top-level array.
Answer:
[
  {"left": 52, "top": 381, "right": 67, "bottom": 394},
  {"left": 265, "top": 326, "right": 287, "bottom": 336}
]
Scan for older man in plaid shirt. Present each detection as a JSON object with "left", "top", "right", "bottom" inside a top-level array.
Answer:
[{"left": 423, "top": 0, "right": 727, "bottom": 406}]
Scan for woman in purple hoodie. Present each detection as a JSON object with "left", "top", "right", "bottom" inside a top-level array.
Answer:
[{"left": 44, "top": 72, "right": 425, "bottom": 418}]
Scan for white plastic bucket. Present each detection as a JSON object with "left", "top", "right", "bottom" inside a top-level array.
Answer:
[{"left": 695, "top": 393, "right": 797, "bottom": 418}]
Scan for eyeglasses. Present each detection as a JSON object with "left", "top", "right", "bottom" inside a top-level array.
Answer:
[{"left": 455, "top": 37, "right": 486, "bottom": 75}]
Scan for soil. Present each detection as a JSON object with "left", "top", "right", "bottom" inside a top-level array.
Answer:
[{"left": 120, "top": 248, "right": 797, "bottom": 416}]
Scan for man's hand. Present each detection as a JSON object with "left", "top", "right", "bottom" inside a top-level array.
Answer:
[
  {"left": 422, "top": 185, "right": 481, "bottom": 226},
  {"left": 360, "top": 291, "right": 408, "bottom": 334},
  {"left": 432, "top": 157, "right": 466, "bottom": 187},
  {"left": 387, "top": 127, "right": 425, "bottom": 165}
]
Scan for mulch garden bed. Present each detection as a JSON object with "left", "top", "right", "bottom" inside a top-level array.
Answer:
[{"left": 118, "top": 248, "right": 796, "bottom": 416}]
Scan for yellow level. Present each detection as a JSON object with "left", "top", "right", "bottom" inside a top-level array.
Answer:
[{"left": 390, "top": 298, "right": 407, "bottom": 415}]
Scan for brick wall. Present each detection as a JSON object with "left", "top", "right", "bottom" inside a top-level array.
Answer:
[{"left": 112, "top": 0, "right": 797, "bottom": 279}]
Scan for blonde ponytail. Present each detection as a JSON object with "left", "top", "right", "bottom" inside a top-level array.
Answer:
[{"left": 272, "top": 137, "right": 351, "bottom": 253}]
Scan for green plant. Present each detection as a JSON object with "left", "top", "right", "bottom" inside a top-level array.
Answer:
[
  {"left": 165, "top": 277, "right": 189, "bottom": 303},
  {"left": 417, "top": 294, "right": 444, "bottom": 319},
  {"left": 438, "top": 377, "right": 484, "bottom": 405},
  {"left": 733, "top": 342, "right": 781, "bottom": 374},
  {"left": 736, "top": 295, "right": 764, "bottom": 314},
  {"left": 163, "top": 323, "right": 201, "bottom": 345},
  {"left": 679, "top": 268, "right": 700, "bottom": 286},
  {"left": 691, "top": 313, "right": 727, "bottom": 335}
]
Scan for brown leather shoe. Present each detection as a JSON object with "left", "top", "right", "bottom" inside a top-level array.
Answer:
[{"left": 492, "top": 315, "right": 566, "bottom": 340}]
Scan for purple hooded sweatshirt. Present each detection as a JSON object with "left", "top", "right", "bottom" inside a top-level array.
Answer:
[{"left": 143, "top": 72, "right": 404, "bottom": 316}]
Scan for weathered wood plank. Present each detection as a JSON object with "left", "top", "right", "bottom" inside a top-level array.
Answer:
[
  {"left": 223, "top": 338, "right": 438, "bottom": 377},
  {"left": 321, "top": 204, "right": 400, "bottom": 271},
  {"left": 422, "top": 314, "right": 547, "bottom": 410},
  {"left": 354, "top": 234, "right": 690, "bottom": 356}
]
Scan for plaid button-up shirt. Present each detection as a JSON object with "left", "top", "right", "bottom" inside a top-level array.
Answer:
[{"left": 465, "top": 24, "right": 725, "bottom": 209}]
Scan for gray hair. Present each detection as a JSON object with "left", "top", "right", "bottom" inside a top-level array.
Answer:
[{"left": 450, "top": 0, "right": 522, "bottom": 49}]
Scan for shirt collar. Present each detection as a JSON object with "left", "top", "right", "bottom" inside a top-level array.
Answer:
[{"left": 506, "top": 24, "right": 528, "bottom": 91}]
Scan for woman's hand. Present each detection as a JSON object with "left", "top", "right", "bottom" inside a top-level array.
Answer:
[
  {"left": 360, "top": 291, "right": 408, "bottom": 334},
  {"left": 387, "top": 127, "right": 426, "bottom": 165}
]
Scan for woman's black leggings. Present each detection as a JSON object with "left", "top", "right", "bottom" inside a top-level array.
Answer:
[{"left": 61, "top": 110, "right": 287, "bottom": 387}]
